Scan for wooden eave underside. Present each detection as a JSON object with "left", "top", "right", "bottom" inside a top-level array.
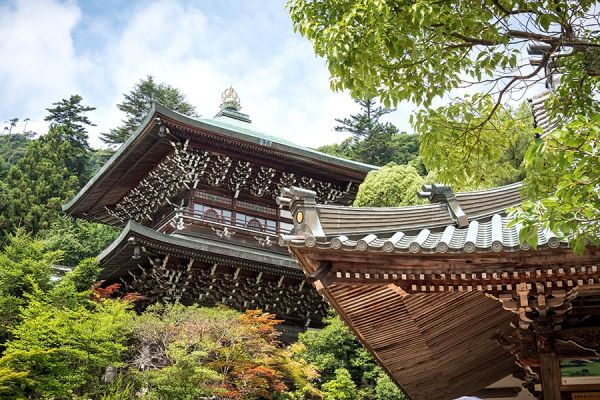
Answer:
[
  {"left": 291, "top": 246, "right": 600, "bottom": 400},
  {"left": 99, "top": 221, "right": 302, "bottom": 281},
  {"left": 64, "top": 105, "right": 372, "bottom": 225},
  {"left": 320, "top": 283, "right": 516, "bottom": 400}
]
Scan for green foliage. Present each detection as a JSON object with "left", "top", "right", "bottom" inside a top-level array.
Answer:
[
  {"left": 0, "top": 94, "right": 98, "bottom": 242},
  {"left": 101, "top": 75, "right": 198, "bottom": 145},
  {"left": 297, "top": 314, "right": 406, "bottom": 400},
  {"left": 316, "top": 137, "right": 354, "bottom": 160},
  {"left": 60, "top": 258, "right": 102, "bottom": 293},
  {"left": 88, "top": 148, "right": 115, "bottom": 176},
  {"left": 130, "top": 304, "right": 320, "bottom": 400},
  {"left": 287, "top": 0, "right": 598, "bottom": 109},
  {"left": 44, "top": 219, "right": 119, "bottom": 267},
  {"left": 0, "top": 126, "right": 82, "bottom": 238},
  {"left": 374, "top": 372, "right": 406, "bottom": 400},
  {"left": 321, "top": 368, "right": 357, "bottom": 400},
  {"left": 511, "top": 115, "right": 600, "bottom": 252},
  {"left": 289, "top": 0, "right": 599, "bottom": 241},
  {"left": 354, "top": 164, "right": 425, "bottom": 207},
  {"left": 317, "top": 99, "right": 420, "bottom": 167},
  {"left": 45, "top": 95, "right": 95, "bottom": 144},
  {"left": 414, "top": 99, "right": 533, "bottom": 190},
  {"left": 0, "top": 291, "right": 135, "bottom": 399},
  {"left": 298, "top": 314, "right": 371, "bottom": 383},
  {"left": 0, "top": 132, "right": 33, "bottom": 176},
  {"left": 0, "top": 230, "right": 59, "bottom": 347},
  {"left": 44, "top": 95, "right": 95, "bottom": 184}
]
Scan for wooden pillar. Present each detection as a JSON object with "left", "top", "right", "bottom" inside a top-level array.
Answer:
[{"left": 539, "top": 353, "right": 561, "bottom": 400}]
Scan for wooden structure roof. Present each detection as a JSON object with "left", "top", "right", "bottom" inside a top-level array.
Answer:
[
  {"left": 98, "top": 220, "right": 298, "bottom": 281},
  {"left": 97, "top": 221, "right": 328, "bottom": 329},
  {"left": 63, "top": 103, "right": 376, "bottom": 225},
  {"left": 277, "top": 184, "right": 600, "bottom": 400},
  {"left": 529, "top": 91, "right": 559, "bottom": 135}
]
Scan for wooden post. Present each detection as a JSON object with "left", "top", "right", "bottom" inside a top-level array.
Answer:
[{"left": 539, "top": 353, "right": 561, "bottom": 400}]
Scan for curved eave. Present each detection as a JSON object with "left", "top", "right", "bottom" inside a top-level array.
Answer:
[
  {"left": 285, "top": 214, "right": 569, "bottom": 255},
  {"left": 62, "top": 103, "right": 161, "bottom": 216},
  {"left": 313, "top": 182, "right": 523, "bottom": 236},
  {"left": 98, "top": 220, "right": 300, "bottom": 280}
]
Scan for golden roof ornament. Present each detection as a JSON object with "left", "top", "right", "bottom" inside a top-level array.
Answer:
[{"left": 220, "top": 86, "right": 241, "bottom": 111}]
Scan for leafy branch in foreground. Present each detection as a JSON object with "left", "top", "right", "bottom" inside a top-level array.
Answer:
[
  {"left": 414, "top": 97, "right": 533, "bottom": 190},
  {"left": 287, "top": 0, "right": 599, "bottom": 116},
  {"left": 511, "top": 115, "right": 600, "bottom": 253},
  {"left": 288, "top": 1, "right": 599, "bottom": 238}
]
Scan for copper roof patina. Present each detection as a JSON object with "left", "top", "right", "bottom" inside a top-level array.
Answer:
[{"left": 63, "top": 103, "right": 377, "bottom": 223}]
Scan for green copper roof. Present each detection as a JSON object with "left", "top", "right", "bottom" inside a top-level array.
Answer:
[
  {"left": 63, "top": 102, "right": 376, "bottom": 216},
  {"left": 164, "top": 103, "right": 377, "bottom": 171}
]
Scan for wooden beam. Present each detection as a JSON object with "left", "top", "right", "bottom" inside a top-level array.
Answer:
[
  {"left": 539, "top": 353, "right": 562, "bottom": 400},
  {"left": 471, "top": 387, "right": 522, "bottom": 398},
  {"left": 307, "top": 262, "right": 332, "bottom": 286}
]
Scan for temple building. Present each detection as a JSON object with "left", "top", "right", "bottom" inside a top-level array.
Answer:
[
  {"left": 278, "top": 184, "right": 600, "bottom": 399},
  {"left": 63, "top": 88, "right": 375, "bottom": 337}
]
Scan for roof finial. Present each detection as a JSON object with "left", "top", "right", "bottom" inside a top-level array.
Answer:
[{"left": 220, "top": 86, "right": 241, "bottom": 111}]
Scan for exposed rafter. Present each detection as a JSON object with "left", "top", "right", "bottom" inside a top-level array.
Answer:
[{"left": 107, "top": 140, "right": 355, "bottom": 223}]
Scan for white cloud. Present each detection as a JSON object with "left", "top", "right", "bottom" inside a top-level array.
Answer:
[
  {"left": 0, "top": 0, "right": 416, "bottom": 148},
  {"left": 0, "top": 0, "right": 90, "bottom": 135}
]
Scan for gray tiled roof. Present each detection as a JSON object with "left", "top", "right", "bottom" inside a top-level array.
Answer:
[
  {"left": 284, "top": 214, "right": 564, "bottom": 254},
  {"left": 310, "top": 182, "right": 522, "bottom": 236},
  {"left": 279, "top": 182, "right": 569, "bottom": 254},
  {"left": 529, "top": 90, "right": 558, "bottom": 136}
]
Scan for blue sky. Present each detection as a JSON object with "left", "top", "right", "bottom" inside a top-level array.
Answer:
[{"left": 0, "top": 0, "right": 416, "bottom": 148}]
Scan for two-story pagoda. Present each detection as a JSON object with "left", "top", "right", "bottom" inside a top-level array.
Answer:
[{"left": 63, "top": 88, "right": 375, "bottom": 337}]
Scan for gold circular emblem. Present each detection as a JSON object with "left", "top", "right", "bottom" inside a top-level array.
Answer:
[{"left": 296, "top": 211, "right": 304, "bottom": 224}]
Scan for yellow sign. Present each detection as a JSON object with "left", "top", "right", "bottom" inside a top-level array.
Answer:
[{"left": 296, "top": 211, "right": 304, "bottom": 224}]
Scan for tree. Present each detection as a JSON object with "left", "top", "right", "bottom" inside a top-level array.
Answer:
[
  {"left": 512, "top": 115, "right": 600, "bottom": 252},
  {"left": 0, "top": 288, "right": 135, "bottom": 399},
  {"left": 129, "top": 304, "right": 320, "bottom": 400},
  {"left": 1, "top": 126, "right": 80, "bottom": 238},
  {"left": 415, "top": 101, "right": 534, "bottom": 190},
  {"left": 288, "top": 0, "right": 598, "bottom": 114},
  {"left": 318, "top": 99, "right": 420, "bottom": 166},
  {"left": 321, "top": 368, "right": 357, "bottom": 400},
  {"left": 44, "top": 219, "right": 118, "bottom": 267},
  {"left": 45, "top": 95, "right": 96, "bottom": 183},
  {"left": 288, "top": 0, "right": 599, "bottom": 247},
  {"left": 296, "top": 313, "right": 407, "bottom": 399},
  {"left": 88, "top": 148, "right": 115, "bottom": 176},
  {"left": 0, "top": 230, "right": 60, "bottom": 348},
  {"left": 335, "top": 99, "right": 393, "bottom": 140},
  {"left": 101, "top": 76, "right": 198, "bottom": 145},
  {"left": 353, "top": 164, "right": 425, "bottom": 208},
  {"left": 0, "top": 132, "right": 34, "bottom": 176},
  {"left": 374, "top": 373, "right": 406, "bottom": 400},
  {"left": 45, "top": 95, "right": 95, "bottom": 148}
]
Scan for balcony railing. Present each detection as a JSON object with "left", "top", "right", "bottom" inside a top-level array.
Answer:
[{"left": 155, "top": 209, "right": 292, "bottom": 238}]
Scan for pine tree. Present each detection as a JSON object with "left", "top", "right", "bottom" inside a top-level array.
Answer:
[
  {"left": 44, "top": 95, "right": 96, "bottom": 183},
  {"left": 334, "top": 99, "right": 393, "bottom": 141},
  {"left": 1, "top": 126, "right": 80, "bottom": 237},
  {"left": 327, "top": 99, "right": 420, "bottom": 166},
  {"left": 101, "top": 76, "right": 198, "bottom": 146},
  {"left": 44, "top": 95, "right": 95, "bottom": 150}
]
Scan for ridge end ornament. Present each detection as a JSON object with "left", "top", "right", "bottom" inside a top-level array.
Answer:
[{"left": 220, "top": 86, "right": 241, "bottom": 111}]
